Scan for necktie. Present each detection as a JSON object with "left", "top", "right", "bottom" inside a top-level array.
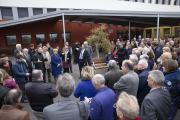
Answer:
[{"left": 79, "top": 50, "right": 83, "bottom": 59}]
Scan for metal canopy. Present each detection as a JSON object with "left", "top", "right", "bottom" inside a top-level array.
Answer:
[{"left": 0, "top": 10, "right": 180, "bottom": 28}]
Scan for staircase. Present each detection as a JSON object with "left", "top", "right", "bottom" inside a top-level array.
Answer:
[{"left": 92, "top": 58, "right": 108, "bottom": 70}]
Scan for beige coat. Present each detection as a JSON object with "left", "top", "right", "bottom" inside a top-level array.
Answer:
[
  {"left": 0, "top": 105, "right": 31, "bottom": 120},
  {"left": 42, "top": 51, "right": 51, "bottom": 69}
]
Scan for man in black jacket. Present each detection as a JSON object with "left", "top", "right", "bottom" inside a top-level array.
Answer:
[
  {"left": 25, "top": 69, "right": 58, "bottom": 119},
  {"left": 32, "top": 47, "right": 46, "bottom": 82}
]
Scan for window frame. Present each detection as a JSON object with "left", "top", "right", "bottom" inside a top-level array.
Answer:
[
  {"left": 21, "top": 33, "right": 32, "bottom": 44},
  {"left": 36, "top": 33, "right": 45, "bottom": 44},
  {"left": 5, "top": 34, "right": 17, "bottom": 46}
]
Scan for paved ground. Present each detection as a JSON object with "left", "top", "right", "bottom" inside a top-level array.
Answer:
[
  {"left": 20, "top": 63, "right": 180, "bottom": 120},
  {"left": 21, "top": 63, "right": 107, "bottom": 120}
]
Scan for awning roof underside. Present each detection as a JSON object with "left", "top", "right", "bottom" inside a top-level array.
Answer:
[{"left": 0, "top": 10, "right": 180, "bottom": 28}]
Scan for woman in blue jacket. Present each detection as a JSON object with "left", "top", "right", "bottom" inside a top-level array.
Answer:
[
  {"left": 74, "top": 66, "right": 97, "bottom": 101},
  {"left": 51, "top": 48, "right": 62, "bottom": 83}
]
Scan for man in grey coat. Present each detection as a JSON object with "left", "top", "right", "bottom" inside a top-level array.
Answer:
[
  {"left": 43, "top": 73, "right": 89, "bottom": 120},
  {"left": 114, "top": 60, "right": 139, "bottom": 97},
  {"left": 140, "top": 70, "right": 171, "bottom": 120},
  {"left": 84, "top": 41, "right": 93, "bottom": 60}
]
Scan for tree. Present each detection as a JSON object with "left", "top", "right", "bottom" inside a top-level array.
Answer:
[{"left": 86, "top": 24, "right": 111, "bottom": 58}]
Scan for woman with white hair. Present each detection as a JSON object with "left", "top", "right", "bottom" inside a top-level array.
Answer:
[
  {"left": 115, "top": 92, "right": 140, "bottom": 120},
  {"left": 14, "top": 44, "right": 22, "bottom": 57},
  {"left": 51, "top": 48, "right": 62, "bottom": 83}
]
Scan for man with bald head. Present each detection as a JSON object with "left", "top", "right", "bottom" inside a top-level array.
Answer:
[
  {"left": 114, "top": 60, "right": 139, "bottom": 97},
  {"left": 25, "top": 69, "right": 58, "bottom": 119},
  {"left": 0, "top": 89, "right": 30, "bottom": 120}
]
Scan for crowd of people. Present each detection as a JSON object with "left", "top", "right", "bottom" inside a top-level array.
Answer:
[{"left": 0, "top": 35, "right": 179, "bottom": 120}]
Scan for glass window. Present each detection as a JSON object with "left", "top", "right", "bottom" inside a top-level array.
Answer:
[
  {"left": 174, "top": 0, "right": 179, "bottom": 5},
  {"left": 49, "top": 32, "right": 57, "bottom": 42},
  {"left": 154, "top": 29, "right": 160, "bottom": 38},
  {"left": 47, "top": 8, "right": 56, "bottom": 13},
  {"left": 1, "top": 7, "right": 13, "bottom": 20},
  {"left": 175, "top": 27, "right": 180, "bottom": 37},
  {"left": 17, "top": 8, "right": 29, "bottom": 18},
  {"left": 33, "top": 8, "right": 43, "bottom": 15},
  {"left": 148, "top": 0, "right": 152, "bottom": 3},
  {"left": 5, "top": 35, "right": 16, "bottom": 45},
  {"left": 36, "top": 33, "right": 45, "bottom": 44},
  {"left": 21, "top": 33, "right": 31, "bottom": 44},
  {"left": 164, "top": 28, "right": 171, "bottom": 37},
  {"left": 146, "top": 29, "right": 152, "bottom": 38},
  {"left": 62, "top": 32, "right": 71, "bottom": 42}
]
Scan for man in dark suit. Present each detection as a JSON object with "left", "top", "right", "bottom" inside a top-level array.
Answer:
[
  {"left": 32, "top": 47, "right": 46, "bottom": 82},
  {"left": 140, "top": 70, "right": 171, "bottom": 120},
  {"left": 25, "top": 69, "right": 58, "bottom": 120},
  {"left": 78, "top": 44, "right": 92, "bottom": 77},
  {"left": 137, "top": 59, "right": 150, "bottom": 107}
]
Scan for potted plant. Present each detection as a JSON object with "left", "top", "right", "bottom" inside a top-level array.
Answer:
[{"left": 86, "top": 24, "right": 111, "bottom": 59}]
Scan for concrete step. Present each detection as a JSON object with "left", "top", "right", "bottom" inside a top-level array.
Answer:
[
  {"left": 94, "top": 65, "right": 108, "bottom": 69},
  {"left": 94, "top": 63, "right": 107, "bottom": 67},
  {"left": 92, "top": 58, "right": 105, "bottom": 64}
]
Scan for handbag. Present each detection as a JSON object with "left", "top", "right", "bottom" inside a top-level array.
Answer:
[{"left": 76, "top": 101, "right": 89, "bottom": 120}]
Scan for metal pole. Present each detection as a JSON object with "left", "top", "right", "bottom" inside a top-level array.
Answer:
[
  {"left": 157, "top": 14, "right": 160, "bottom": 41},
  {"left": 128, "top": 21, "right": 131, "bottom": 41},
  {"left": 62, "top": 13, "right": 66, "bottom": 43}
]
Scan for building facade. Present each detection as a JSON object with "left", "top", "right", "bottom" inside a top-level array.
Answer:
[{"left": 0, "top": 0, "right": 180, "bottom": 54}]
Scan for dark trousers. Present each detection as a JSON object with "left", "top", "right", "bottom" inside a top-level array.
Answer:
[
  {"left": 168, "top": 99, "right": 180, "bottom": 120},
  {"left": 64, "top": 68, "right": 70, "bottom": 73},
  {"left": 45, "top": 68, "right": 51, "bottom": 82},
  {"left": 78, "top": 62, "right": 85, "bottom": 77},
  {"left": 18, "top": 83, "right": 26, "bottom": 101},
  {"left": 43, "top": 70, "right": 46, "bottom": 83}
]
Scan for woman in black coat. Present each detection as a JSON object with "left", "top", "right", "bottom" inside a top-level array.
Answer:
[{"left": 61, "top": 46, "right": 72, "bottom": 73}]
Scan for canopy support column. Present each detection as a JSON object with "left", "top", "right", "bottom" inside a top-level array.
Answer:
[
  {"left": 62, "top": 13, "right": 66, "bottom": 44},
  {"left": 156, "top": 14, "right": 160, "bottom": 41},
  {"left": 128, "top": 21, "right": 131, "bottom": 41}
]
